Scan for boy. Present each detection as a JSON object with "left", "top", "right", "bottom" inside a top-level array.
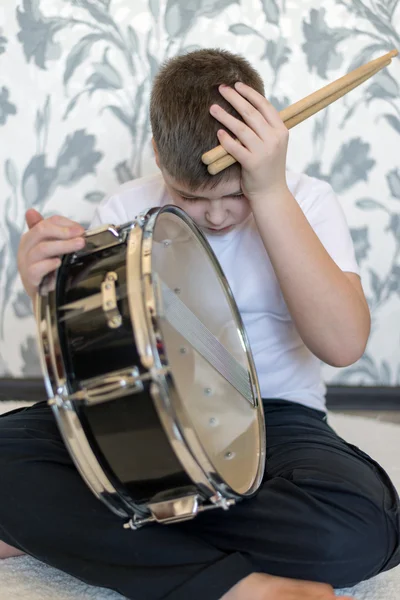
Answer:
[{"left": 1, "top": 48, "right": 399, "bottom": 600}]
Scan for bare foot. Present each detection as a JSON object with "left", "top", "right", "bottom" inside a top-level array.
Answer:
[
  {"left": 221, "top": 573, "right": 355, "bottom": 600},
  {"left": 0, "top": 540, "right": 25, "bottom": 559}
]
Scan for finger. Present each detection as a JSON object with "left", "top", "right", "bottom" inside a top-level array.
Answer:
[
  {"left": 234, "top": 81, "right": 286, "bottom": 129},
  {"left": 216, "top": 129, "right": 251, "bottom": 169},
  {"left": 219, "top": 83, "right": 273, "bottom": 137},
  {"left": 26, "top": 210, "right": 84, "bottom": 234},
  {"left": 210, "top": 103, "right": 262, "bottom": 151},
  {"left": 29, "top": 237, "right": 86, "bottom": 264},
  {"left": 26, "top": 208, "right": 44, "bottom": 230},
  {"left": 22, "top": 220, "right": 85, "bottom": 256},
  {"left": 31, "top": 220, "right": 84, "bottom": 243},
  {"left": 47, "top": 214, "right": 85, "bottom": 230},
  {"left": 29, "top": 258, "right": 62, "bottom": 288},
  {"left": 217, "top": 84, "right": 271, "bottom": 141}
]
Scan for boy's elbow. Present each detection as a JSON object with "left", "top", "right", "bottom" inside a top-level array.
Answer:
[
  {"left": 328, "top": 332, "right": 370, "bottom": 368},
  {"left": 329, "top": 349, "right": 365, "bottom": 368},
  {"left": 332, "top": 308, "right": 371, "bottom": 367}
]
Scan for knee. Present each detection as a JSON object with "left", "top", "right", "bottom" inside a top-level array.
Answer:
[
  {"left": 311, "top": 495, "right": 397, "bottom": 588},
  {"left": 287, "top": 444, "right": 400, "bottom": 588}
]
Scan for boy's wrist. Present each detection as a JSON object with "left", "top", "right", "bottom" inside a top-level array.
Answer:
[{"left": 247, "top": 183, "right": 291, "bottom": 208}]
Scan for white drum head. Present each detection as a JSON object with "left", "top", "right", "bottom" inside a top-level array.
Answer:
[{"left": 147, "top": 207, "right": 265, "bottom": 496}]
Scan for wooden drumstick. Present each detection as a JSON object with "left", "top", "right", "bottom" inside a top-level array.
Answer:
[
  {"left": 202, "top": 49, "right": 398, "bottom": 175},
  {"left": 207, "top": 63, "right": 387, "bottom": 175}
]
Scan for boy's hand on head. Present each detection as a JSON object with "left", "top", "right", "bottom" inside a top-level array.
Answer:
[
  {"left": 209, "top": 82, "right": 289, "bottom": 204},
  {"left": 17, "top": 208, "right": 85, "bottom": 301}
]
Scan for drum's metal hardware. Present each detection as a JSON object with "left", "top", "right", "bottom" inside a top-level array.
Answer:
[
  {"left": 179, "top": 347, "right": 187, "bottom": 355},
  {"left": 134, "top": 213, "right": 146, "bottom": 227},
  {"left": 163, "top": 240, "right": 171, "bottom": 247},
  {"left": 60, "top": 366, "right": 170, "bottom": 405},
  {"left": 150, "top": 495, "right": 200, "bottom": 524},
  {"left": 74, "top": 224, "right": 124, "bottom": 258},
  {"left": 48, "top": 392, "right": 72, "bottom": 411},
  {"left": 174, "top": 288, "right": 181, "bottom": 295},
  {"left": 64, "top": 367, "right": 143, "bottom": 405},
  {"left": 210, "top": 492, "right": 236, "bottom": 511},
  {"left": 123, "top": 494, "right": 236, "bottom": 530},
  {"left": 59, "top": 285, "right": 127, "bottom": 323},
  {"left": 85, "top": 224, "right": 120, "bottom": 239},
  {"left": 224, "top": 451, "right": 235, "bottom": 460},
  {"left": 126, "top": 225, "right": 154, "bottom": 370},
  {"left": 123, "top": 515, "right": 152, "bottom": 530},
  {"left": 36, "top": 293, "right": 67, "bottom": 399},
  {"left": 209, "top": 417, "right": 218, "bottom": 427},
  {"left": 102, "top": 271, "right": 122, "bottom": 329},
  {"left": 204, "top": 387, "right": 212, "bottom": 396}
]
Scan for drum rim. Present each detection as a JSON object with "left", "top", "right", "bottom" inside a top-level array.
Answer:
[
  {"left": 127, "top": 214, "right": 219, "bottom": 501},
  {"left": 134, "top": 205, "right": 266, "bottom": 498},
  {"left": 36, "top": 278, "right": 132, "bottom": 518}
]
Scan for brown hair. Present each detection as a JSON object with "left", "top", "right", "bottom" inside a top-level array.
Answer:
[{"left": 150, "top": 48, "right": 265, "bottom": 190}]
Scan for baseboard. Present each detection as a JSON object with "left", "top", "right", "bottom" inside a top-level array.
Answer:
[
  {"left": 0, "top": 378, "right": 399, "bottom": 410},
  {"left": 325, "top": 386, "right": 400, "bottom": 410},
  {"left": 0, "top": 378, "right": 48, "bottom": 403}
]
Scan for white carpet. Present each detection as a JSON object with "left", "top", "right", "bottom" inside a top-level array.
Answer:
[{"left": 0, "top": 401, "right": 399, "bottom": 599}]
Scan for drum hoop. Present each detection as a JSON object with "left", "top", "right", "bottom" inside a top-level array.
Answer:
[
  {"left": 126, "top": 212, "right": 219, "bottom": 500},
  {"left": 138, "top": 205, "right": 266, "bottom": 497},
  {"left": 37, "top": 278, "right": 66, "bottom": 399},
  {"left": 36, "top": 263, "right": 136, "bottom": 519}
]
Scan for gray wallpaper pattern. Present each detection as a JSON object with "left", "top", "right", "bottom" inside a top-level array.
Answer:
[{"left": 0, "top": 0, "right": 399, "bottom": 385}]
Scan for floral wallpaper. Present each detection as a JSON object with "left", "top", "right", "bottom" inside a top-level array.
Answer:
[{"left": 0, "top": 0, "right": 399, "bottom": 386}]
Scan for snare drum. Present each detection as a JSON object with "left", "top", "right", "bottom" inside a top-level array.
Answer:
[{"left": 36, "top": 205, "right": 266, "bottom": 529}]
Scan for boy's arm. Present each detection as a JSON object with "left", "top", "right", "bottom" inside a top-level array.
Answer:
[
  {"left": 209, "top": 83, "right": 370, "bottom": 368},
  {"left": 241, "top": 186, "right": 370, "bottom": 367}
]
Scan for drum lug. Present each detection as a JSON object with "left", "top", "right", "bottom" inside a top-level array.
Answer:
[
  {"left": 150, "top": 495, "right": 200, "bottom": 524},
  {"left": 64, "top": 366, "right": 143, "bottom": 405},
  {"left": 102, "top": 271, "right": 122, "bottom": 329},
  {"left": 59, "top": 366, "right": 169, "bottom": 406},
  {"left": 123, "top": 494, "right": 236, "bottom": 530},
  {"left": 73, "top": 224, "right": 124, "bottom": 259}
]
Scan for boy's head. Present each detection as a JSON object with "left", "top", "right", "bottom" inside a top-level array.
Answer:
[
  {"left": 150, "top": 48, "right": 265, "bottom": 233},
  {"left": 150, "top": 48, "right": 265, "bottom": 190}
]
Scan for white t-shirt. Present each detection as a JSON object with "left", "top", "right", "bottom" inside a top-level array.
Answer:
[{"left": 90, "top": 170, "right": 360, "bottom": 413}]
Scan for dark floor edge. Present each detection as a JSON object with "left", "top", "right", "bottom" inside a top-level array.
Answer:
[{"left": 0, "top": 378, "right": 399, "bottom": 410}]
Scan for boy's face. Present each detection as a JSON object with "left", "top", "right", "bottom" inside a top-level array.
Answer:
[{"left": 161, "top": 168, "right": 252, "bottom": 236}]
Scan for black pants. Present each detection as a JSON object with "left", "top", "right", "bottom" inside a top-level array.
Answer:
[{"left": 0, "top": 399, "right": 399, "bottom": 600}]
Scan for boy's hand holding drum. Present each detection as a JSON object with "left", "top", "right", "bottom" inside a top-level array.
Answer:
[
  {"left": 210, "top": 82, "right": 290, "bottom": 206},
  {"left": 17, "top": 208, "right": 85, "bottom": 301}
]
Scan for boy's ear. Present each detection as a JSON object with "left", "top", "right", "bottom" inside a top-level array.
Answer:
[{"left": 152, "top": 138, "right": 161, "bottom": 169}]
